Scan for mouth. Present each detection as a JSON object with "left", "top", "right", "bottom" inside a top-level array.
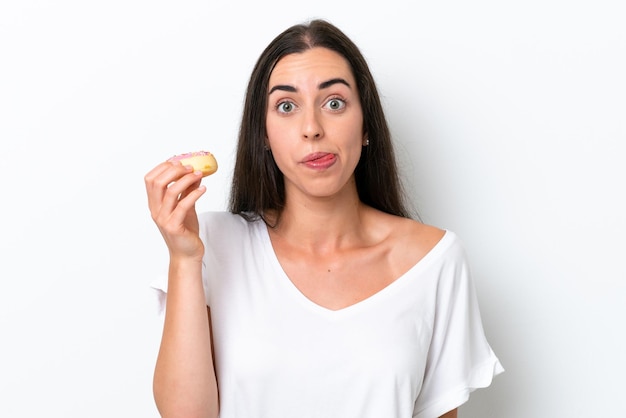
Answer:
[{"left": 301, "top": 152, "right": 337, "bottom": 169}]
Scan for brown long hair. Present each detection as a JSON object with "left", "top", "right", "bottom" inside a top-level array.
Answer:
[{"left": 229, "top": 19, "right": 412, "bottom": 222}]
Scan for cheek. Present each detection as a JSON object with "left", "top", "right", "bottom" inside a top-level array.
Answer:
[
  {"left": 266, "top": 129, "right": 290, "bottom": 155},
  {"left": 336, "top": 119, "right": 365, "bottom": 149},
  {"left": 265, "top": 117, "right": 292, "bottom": 146},
  {"left": 339, "top": 110, "right": 364, "bottom": 137}
]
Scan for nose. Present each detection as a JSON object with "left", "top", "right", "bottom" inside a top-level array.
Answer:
[
  {"left": 304, "top": 131, "right": 321, "bottom": 139},
  {"left": 302, "top": 109, "right": 323, "bottom": 140}
]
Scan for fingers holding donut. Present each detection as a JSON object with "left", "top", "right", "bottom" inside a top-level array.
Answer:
[
  {"left": 145, "top": 162, "right": 192, "bottom": 217},
  {"left": 144, "top": 151, "right": 217, "bottom": 259},
  {"left": 145, "top": 151, "right": 217, "bottom": 217}
]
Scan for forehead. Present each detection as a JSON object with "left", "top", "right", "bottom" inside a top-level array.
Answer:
[{"left": 269, "top": 47, "right": 354, "bottom": 86}]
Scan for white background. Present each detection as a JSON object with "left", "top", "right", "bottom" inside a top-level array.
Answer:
[{"left": 1, "top": 1, "right": 624, "bottom": 417}]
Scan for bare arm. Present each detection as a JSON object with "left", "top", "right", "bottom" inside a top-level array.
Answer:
[
  {"left": 153, "top": 260, "right": 218, "bottom": 418},
  {"left": 145, "top": 161, "right": 218, "bottom": 418},
  {"left": 440, "top": 409, "right": 458, "bottom": 418}
]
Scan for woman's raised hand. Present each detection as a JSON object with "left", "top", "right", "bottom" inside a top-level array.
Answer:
[{"left": 144, "top": 161, "right": 207, "bottom": 261}]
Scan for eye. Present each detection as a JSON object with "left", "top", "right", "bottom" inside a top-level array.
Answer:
[
  {"left": 325, "top": 97, "right": 346, "bottom": 111},
  {"left": 277, "top": 101, "right": 295, "bottom": 114}
]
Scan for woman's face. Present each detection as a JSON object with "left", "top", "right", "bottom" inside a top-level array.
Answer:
[{"left": 266, "top": 47, "right": 366, "bottom": 203}]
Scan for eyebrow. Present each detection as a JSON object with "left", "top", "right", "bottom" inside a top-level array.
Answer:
[{"left": 268, "top": 77, "right": 352, "bottom": 95}]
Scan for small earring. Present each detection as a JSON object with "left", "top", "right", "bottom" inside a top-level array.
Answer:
[{"left": 364, "top": 138, "right": 370, "bottom": 146}]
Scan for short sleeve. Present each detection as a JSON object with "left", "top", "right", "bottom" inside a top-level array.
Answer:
[
  {"left": 413, "top": 239, "right": 504, "bottom": 418},
  {"left": 149, "top": 274, "right": 168, "bottom": 317}
]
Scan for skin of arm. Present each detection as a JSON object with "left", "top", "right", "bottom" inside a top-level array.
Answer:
[
  {"left": 153, "top": 258, "right": 218, "bottom": 418},
  {"left": 440, "top": 409, "right": 458, "bottom": 418}
]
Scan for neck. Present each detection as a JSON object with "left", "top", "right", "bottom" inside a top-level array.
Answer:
[{"left": 268, "top": 188, "right": 368, "bottom": 254}]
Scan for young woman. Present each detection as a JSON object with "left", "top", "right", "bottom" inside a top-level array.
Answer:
[{"left": 145, "top": 19, "right": 503, "bottom": 418}]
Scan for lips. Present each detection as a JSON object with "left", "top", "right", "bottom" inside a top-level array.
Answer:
[{"left": 301, "top": 152, "right": 337, "bottom": 169}]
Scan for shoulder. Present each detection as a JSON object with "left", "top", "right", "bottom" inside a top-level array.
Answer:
[
  {"left": 396, "top": 217, "right": 446, "bottom": 250},
  {"left": 396, "top": 218, "right": 466, "bottom": 260},
  {"left": 364, "top": 208, "right": 452, "bottom": 276},
  {"left": 378, "top": 212, "right": 447, "bottom": 258},
  {"left": 380, "top": 216, "right": 473, "bottom": 302}
]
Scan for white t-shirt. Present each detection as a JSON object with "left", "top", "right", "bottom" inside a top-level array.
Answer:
[{"left": 152, "top": 211, "right": 504, "bottom": 418}]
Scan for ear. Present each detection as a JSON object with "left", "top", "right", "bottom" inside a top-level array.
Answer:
[{"left": 362, "top": 134, "right": 369, "bottom": 146}]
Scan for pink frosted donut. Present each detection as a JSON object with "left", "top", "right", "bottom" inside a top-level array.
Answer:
[{"left": 168, "top": 151, "right": 218, "bottom": 177}]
